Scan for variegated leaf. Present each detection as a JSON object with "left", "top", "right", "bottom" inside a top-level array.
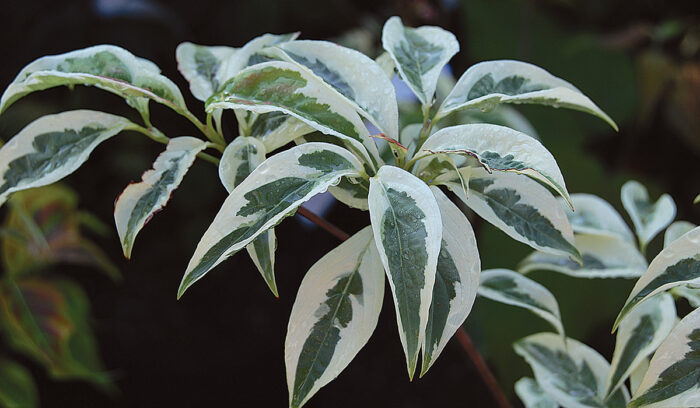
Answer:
[
  {"left": 515, "top": 333, "right": 630, "bottom": 408},
  {"left": 0, "top": 110, "right": 136, "bottom": 206},
  {"left": 0, "top": 45, "right": 186, "bottom": 114},
  {"left": 400, "top": 123, "right": 439, "bottom": 158},
  {"left": 207, "top": 61, "right": 381, "bottom": 169},
  {"left": 418, "top": 124, "right": 573, "bottom": 207},
  {"left": 421, "top": 187, "right": 480, "bottom": 375},
  {"left": 437, "top": 60, "right": 617, "bottom": 130},
  {"left": 664, "top": 221, "right": 695, "bottom": 248},
  {"left": 328, "top": 177, "right": 370, "bottom": 211},
  {"left": 219, "top": 137, "right": 279, "bottom": 296},
  {"left": 614, "top": 226, "right": 700, "bottom": 330},
  {"left": 605, "top": 293, "right": 676, "bottom": 398},
  {"left": 563, "top": 194, "right": 635, "bottom": 243},
  {"left": 248, "top": 112, "right": 314, "bottom": 152},
  {"left": 178, "top": 143, "right": 364, "bottom": 298},
  {"left": 478, "top": 269, "right": 564, "bottom": 336},
  {"left": 219, "top": 32, "right": 299, "bottom": 81},
  {"left": 381, "top": 16, "right": 459, "bottom": 106},
  {"left": 630, "top": 307, "right": 700, "bottom": 408},
  {"left": 621, "top": 181, "right": 676, "bottom": 250},
  {"left": 629, "top": 358, "right": 650, "bottom": 396},
  {"left": 515, "top": 377, "right": 558, "bottom": 408},
  {"left": 368, "top": 165, "right": 442, "bottom": 379},
  {"left": 444, "top": 169, "right": 579, "bottom": 262},
  {"left": 115, "top": 136, "right": 208, "bottom": 258},
  {"left": 457, "top": 105, "right": 540, "bottom": 140},
  {"left": 175, "top": 42, "right": 237, "bottom": 101},
  {"left": 375, "top": 52, "right": 396, "bottom": 79},
  {"left": 285, "top": 226, "right": 384, "bottom": 408},
  {"left": 266, "top": 40, "right": 399, "bottom": 140},
  {"left": 672, "top": 285, "right": 700, "bottom": 308},
  {"left": 519, "top": 234, "right": 647, "bottom": 279}
]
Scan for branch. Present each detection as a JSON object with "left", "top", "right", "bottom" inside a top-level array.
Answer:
[{"left": 295, "top": 205, "right": 512, "bottom": 408}]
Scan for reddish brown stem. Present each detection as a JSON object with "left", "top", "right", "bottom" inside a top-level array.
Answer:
[{"left": 295, "top": 206, "right": 512, "bottom": 408}]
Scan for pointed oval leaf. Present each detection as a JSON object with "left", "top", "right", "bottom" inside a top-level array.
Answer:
[
  {"left": 178, "top": 142, "right": 364, "bottom": 297},
  {"left": 514, "top": 333, "right": 630, "bottom": 408},
  {"left": 606, "top": 293, "right": 676, "bottom": 397},
  {"left": 207, "top": 61, "right": 381, "bottom": 168},
  {"left": 621, "top": 181, "right": 676, "bottom": 250},
  {"left": 519, "top": 234, "right": 647, "bottom": 279},
  {"left": 615, "top": 226, "right": 700, "bottom": 330},
  {"left": 1, "top": 45, "right": 186, "bottom": 114},
  {"left": 664, "top": 221, "right": 695, "bottom": 248},
  {"left": 368, "top": 165, "right": 442, "bottom": 379},
  {"left": 176, "top": 42, "right": 237, "bottom": 101},
  {"left": 267, "top": 40, "right": 399, "bottom": 140},
  {"left": 219, "top": 136, "right": 278, "bottom": 296},
  {"left": 515, "top": 377, "right": 558, "bottom": 408},
  {"left": 563, "top": 194, "right": 635, "bottom": 243},
  {"left": 0, "top": 110, "right": 135, "bottom": 206},
  {"left": 115, "top": 136, "right": 207, "bottom": 258},
  {"left": 630, "top": 307, "right": 700, "bottom": 408},
  {"left": 444, "top": 169, "right": 579, "bottom": 262},
  {"left": 437, "top": 60, "right": 617, "bottom": 130},
  {"left": 248, "top": 112, "right": 314, "bottom": 152},
  {"left": 285, "top": 226, "right": 384, "bottom": 408},
  {"left": 421, "top": 187, "right": 480, "bottom": 375},
  {"left": 418, "top": 124, "right": 573, "bottom": 207},
  {"left": 381, "top": 16, "right": 459, "bottom": 105},
  {"left": 478, "top": 269, "right": 564, "bottom": 336}
]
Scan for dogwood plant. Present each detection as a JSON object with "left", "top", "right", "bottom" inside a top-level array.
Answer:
[
  {"left": 509, "top": 181, "right": 700, "bottom": 408},
  {"left": 0, "top": 16, "right": 629, "bottom": 407}
]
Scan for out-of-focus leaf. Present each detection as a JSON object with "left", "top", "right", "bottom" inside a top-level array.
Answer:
[
  {"left": 621, "top": 180, "right": 676, "bottom": 250},
  {"left": 0, "top": 357, "right": 38, "bottom": 408},
  {"left": 0, "top": 278, "right": 112, "bottom": 389}
]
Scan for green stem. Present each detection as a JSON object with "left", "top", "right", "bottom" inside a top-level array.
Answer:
[{"left": 127, "top": 124, "right": 221, "bottom": 166}]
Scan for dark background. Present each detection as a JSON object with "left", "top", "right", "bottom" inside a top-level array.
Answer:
[{"left": 0, "top": 0, "right": 699, "bottom": 406}]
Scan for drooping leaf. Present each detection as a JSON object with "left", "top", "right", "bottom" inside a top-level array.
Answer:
[
  {"left": 0, "top": 110, "right": 136, "bottom": 207},
  {"left": 368, "top": 165, "right": 442, "bottom": 379},
  {"left": 248, "top": 111, "right": 314, "bottom": 153},
  {"left": 456, "top": 105, "right": 540, "bottom": 140},
  {"left": 0, "top": 357, "right": 38, "bottom": 408},
  {"left": 519, "top": 234, "right": 647, "bottom": 279},
  {"left": 629, "top": 307, "right": 700, "bottom": 408},
  {"left": 0, "top": 45, "right": 186, "bottom": 115},
  {"left": 444, "top": 169, "right": 579, "bottom": 262},
  {"left": 179, "top": 143, "right": 364, "bottom": 297},
  {"left": 514, "top": 333, "right": 630, "bottom": 408},
  {"left": 614, "top": 226, "right": 700, "bottom": 330},
  {"left": 515, "top": 377, "right": 558, "bottom": 408},
  {"left": 285, "top": 226, "right": 384, "bottom": 408},
  {"left": 621, "top": 181, "right": 676, "bottom": 250},
  {"left": 265, "top": 40, "right": 399, "bottom": 140},
  {"left": 0, "top": 279, "right": 111, "bottom": 387},
  {"left": 562, "top": 194, "right": 635, "bottom": 243},
  {"left": 114, "top": 137, "right": 207, "bottom": 259},
  {"left": 175, "top": 42, "right": 237, "bottom": 101},
  {"left": 478, "top": 269, "right": 564, "bottom": 336},
  {"left": 418, "top": 124, "right": 573, "bottom": 207},
  {"left": 207, "top": 61, "right": 381, "bottom": 169},
  {"left": 421, "top": 187, "right": 480, "bottom": 376},
  {"left": 2, "top": 184, "right": 119, "bottom": 280},
  {"left": 605, "top": 293, "right": 676, "bottom": 398},
  {"left": 219, "top": 136, "right": 278, "bottom": 296},
  {"left": 437, "top": 60, "right": 617, "bottom": 130},
  {"left": 381, "top": 16, "right": 459, "bottom": 106},
  {"left": 664, "top": 221, "right": 695, "bottom": 248}
]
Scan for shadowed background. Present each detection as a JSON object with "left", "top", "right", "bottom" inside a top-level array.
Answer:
[{"left": 0, "top": 0, "right": 698, "bottom": 406}]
